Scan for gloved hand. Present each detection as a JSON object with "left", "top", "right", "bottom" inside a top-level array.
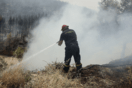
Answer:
[{"left": 57, "top": 41, "right": 63, "bottom": 46}]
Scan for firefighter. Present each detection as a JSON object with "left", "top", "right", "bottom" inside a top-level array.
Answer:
[{"left": 58, "top": 25, "right": 82, "bottom": 73}]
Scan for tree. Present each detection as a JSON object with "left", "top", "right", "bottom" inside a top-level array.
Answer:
[
  {"left": 100, "top": 0, "right": 132, "bottom": 13},
  {"left": 8, "top": 16, "right": 15, "bottom": 26},
  {"left": 120, "top": 0, "right": 132, "bottom": 13},
  {"left": 100, "top": 0, "right": 120, "bottom": 12}
]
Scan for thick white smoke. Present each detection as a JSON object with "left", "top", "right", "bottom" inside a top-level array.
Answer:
[{"left": 23, "top": 4, "right": 132, "bottom": 71}]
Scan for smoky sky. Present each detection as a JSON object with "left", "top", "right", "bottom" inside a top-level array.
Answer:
[{"left": 0, "top": 0, "right": 67, "bottom": 17}]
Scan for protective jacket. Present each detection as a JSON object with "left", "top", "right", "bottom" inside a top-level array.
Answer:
[
  {"left": 59, "top": 28, "right": 82, "bottom": 72},
  {"left": 60, "top": 28, "right": 78, "bottom": 46}
]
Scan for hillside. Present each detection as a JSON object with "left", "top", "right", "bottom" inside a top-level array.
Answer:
[
  {"left": 0, "top": 0, "right": 132, "bottom": 88},
  {"left": 0, "top": 55, "right": 132, "bottom": 88}
]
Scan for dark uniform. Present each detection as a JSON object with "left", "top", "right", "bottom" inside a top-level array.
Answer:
[{"left": 59, "top": 28, "right": 82, "bottom": 72}]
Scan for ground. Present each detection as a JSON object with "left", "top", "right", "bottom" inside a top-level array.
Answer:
[{"left": 0, "top": 55, "right": 132, "bottom": 88}]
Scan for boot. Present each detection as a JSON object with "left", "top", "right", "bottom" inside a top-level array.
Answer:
[
  {"left": 76, "top": 64, "right": 82, "bottom": 72},
  {"left": 63, "top": 65, "right": 70, "bottom": 73}
]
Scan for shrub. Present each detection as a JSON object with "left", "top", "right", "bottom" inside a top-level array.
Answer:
[
  {"left": 4, "top": 33, "right": 12, "bottom": 46},
  {"left": 13, "top": 47, "right": 25, "bottom": 58}
]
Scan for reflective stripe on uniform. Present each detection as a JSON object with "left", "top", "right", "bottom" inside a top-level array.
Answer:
[
  {"left": 76, "top": 63, "right": 82, "bottom": 67},
  {"left": 64, "top": 65, "right": 70, "bottom": 67}
]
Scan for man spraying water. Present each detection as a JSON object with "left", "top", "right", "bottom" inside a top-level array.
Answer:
[{"left": 58, "top": 25, "right": 82, "bottom": 73}]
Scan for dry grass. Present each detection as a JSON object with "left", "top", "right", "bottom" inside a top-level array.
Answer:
[
  {"left": 0, "top": 58, "right": 84, "bottom": 88},
  {"left": 4, "top": 57, "right": 19, "bottom": 67},
  {"left": 28, "top": 64, "right": 83, "bottom": 88},
  {"left": 1, "top": 55, "right": 132, "bottom": 88},
  {"left": 0, "top": 65, "right": 30, "bottom": 88},
  {"left": 127, "top": 66, "right": 132, "bottom": 84}
]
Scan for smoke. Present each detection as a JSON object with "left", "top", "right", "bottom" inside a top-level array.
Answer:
[
  {"left": 23, "top": 3, "right": 132, "bottom": 70},
  {"left": 1, "top": 0, "right": 67, "bottom": 17}
]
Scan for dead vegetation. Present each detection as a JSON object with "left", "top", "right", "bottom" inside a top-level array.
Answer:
[
  {"left": 1, "top": 66, "right": 28, "bottom": 88},
  {"left": 0, "top": 55, "right": 132, "bottom": 88},
  {"left": 28, "top": 64, "right": 83, "bottom": 88}
]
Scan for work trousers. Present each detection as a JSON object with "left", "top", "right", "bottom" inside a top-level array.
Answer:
[{"left": 63, "top": 44, "right": 82, "bottom": 72}]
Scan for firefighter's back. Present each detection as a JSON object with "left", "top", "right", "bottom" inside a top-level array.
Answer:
[{"left": 63, "top": 29, "right": 78, "bottom": 47}]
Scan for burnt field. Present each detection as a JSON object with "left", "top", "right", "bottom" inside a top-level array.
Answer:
[{"left": 0, "top": 55, "right": 132, "bottom": 88}]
